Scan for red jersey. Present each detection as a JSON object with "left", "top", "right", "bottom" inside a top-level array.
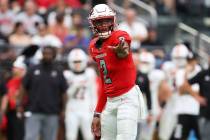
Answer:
[
  {"left": 89, "top": 30, "right": 136, "bottom": 112},
  {"left": 35, "top": 0, "right": 57, "bottom": 8},
  {"left": 6, "top": 77, "right": 22, "bottom": 110}
]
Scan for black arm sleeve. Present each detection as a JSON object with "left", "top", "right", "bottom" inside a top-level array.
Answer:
[
  {"left": 59, "top": 71, "right": 68, "bottom": 94},
  {"left": 22, "top": 67, "right": 33, "bottom": 91},
  {"left": 188, "top": 70, "right": 204, "bottom": 85},
  {"left": 0, "top": 80, "right": 7, "bottom": 97},
  {"left": 144, "top": 75, "right": 152, "bottom": 110},
  {"left": 136, "top": 72, "right": 152, "bottom": 110}
]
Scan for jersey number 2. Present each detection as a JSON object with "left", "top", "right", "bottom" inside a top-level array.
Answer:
[{"left": 100, "top": 60, "right": 112, "bottom": 84}]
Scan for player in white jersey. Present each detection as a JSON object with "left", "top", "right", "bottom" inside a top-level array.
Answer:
[
  {"left": 159, "top": 61, "right": 177, "bottom": 140},
  {"left": 64, "top": 48, "right": 97, "bottom": 140},
  {"left": 159, "top": 44, "right": 191, "bottom": 140},
  {"left": 138, "top": 51, "right": 170, "bottom": 140},
  {"left": 172, "top": 51, "right": 201, "bottom": 140}
]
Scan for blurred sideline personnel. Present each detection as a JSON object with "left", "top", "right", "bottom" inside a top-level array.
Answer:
[
  {"left": 119, "top": 8, "right": 148, "bottom": 50},
  {"left": 159, "top": 61, "right": 177, "bottom": 140},
  {"left": 182, "top": 51, "right": 210, "bottom": 140},
  {"left": 20, "top": 46, "right": 68, "bottom": 140},
  {"left": 118, "top": 8, "right": 148, "bottom": 51},
  {"left": 172, "top": 46, "right": 201, "bottom": 140},
  {"left": 0, "top": 56, "right": 26, "bottom": 140},
  {"left": 89, "top": 4, "right": 146, "bottom": 140},
  {"left": 132, "top": 51, "right": 152, "bottom": 140},
  {"left": 159, "top": 44, "right": 191, "bottom": 140},
  {"left": 138, "top": 51, "right": 171, "bottom": 140},
  {"left": 64, "top": 48, "right": 97, "bottom": 140}
]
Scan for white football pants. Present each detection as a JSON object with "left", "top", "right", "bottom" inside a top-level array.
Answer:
[
  {"left": 159, "top": 94, "right": 178, "bottom": 140},
  {"left": 138, "top": 119, "right": 157, "bottom": 140},
  {"left": 65, "top": 111, "right": 93, "bottom": 140},
  {"left": 101, "top": 85, "right": 146, "bottom": 140}
]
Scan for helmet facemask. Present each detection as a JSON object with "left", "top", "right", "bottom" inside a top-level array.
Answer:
[
  {"left": 70, "top": 60, "right": 87, "bottom": 73},
  {"left": 90, "top": 17, "right": 115, "bottom": 39},
  {"left": 139, "top": 61, "right": 154, "bottom": 74},
  {"left": 172, "top": 56, "right": 187, "bottom": 68}
]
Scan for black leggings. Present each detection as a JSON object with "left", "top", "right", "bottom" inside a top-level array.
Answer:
[
  {"left": 171, "top": 114, "right": 200, "bottom": 140},
  {"left": 6, "top": 110, "right": 24, "bottom": 140}
]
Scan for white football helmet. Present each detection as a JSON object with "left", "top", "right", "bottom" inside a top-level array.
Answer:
[
  {"left": 42, "top": 35, "right": 62, "bottom": 48},
  {"left": 13, "top": 55, "right": 27, "bottom": 70},
  {"left": 32, "top": 35, "right": 62, "bottom": 48},
  {"left": 171, "top": 44, "right": 189, "bottom": 68},
  {"left": 13, "top": 55, "right": 27, "bottom": 77},
  {"left": 68, "top": 48, "right": 88, "bottom": 72},
  {"left": 88, "top": 4, "right": 116, "bottom": 39},
  {"left": 139, "top": 52, "right": 155, "bottom": 74}
]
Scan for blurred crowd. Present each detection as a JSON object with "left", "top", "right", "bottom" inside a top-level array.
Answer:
[
  {"left": 114, "top": 0, "right": 210, "bottom": 16},
  {"left": 0, "top": 0, "right": 210, "bottom": 140}
]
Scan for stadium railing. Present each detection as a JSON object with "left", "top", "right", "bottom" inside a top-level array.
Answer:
[
  {"left": 199, "top": 33, "right": 210, "bottom": 69},
  {"left": 109, "top": 0, "right": 157, "bottom": 27},
  {"left": 175, "top": 22, "right": 210, "bottom": 69},
  {"left": 175, "top": 22, "right": 199, "bottom": 50}
]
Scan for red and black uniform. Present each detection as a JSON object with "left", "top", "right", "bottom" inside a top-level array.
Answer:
[
  {"left": 6, "top": 77, "right": 24, "bottom": 140},
  {"left": 89, "top": 30, "right": 136, "bottom": 113}
]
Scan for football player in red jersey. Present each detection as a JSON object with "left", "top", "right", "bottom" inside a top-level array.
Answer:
[{"left": 89, "top": 4, "right": 146, "bottom": 140}]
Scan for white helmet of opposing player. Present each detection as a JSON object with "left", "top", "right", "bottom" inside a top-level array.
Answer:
[
  {"left": 42, "top": 35, "right": 62, "bottom": 48},
  {"left": 88, "top": 4, "right": 116, "bottom": 39},
  {"left": 68, "top": 48, "right": 88, "bottom": 72},
  {"left": 139, "top": 52, "right": 155, "bottom": 74},
  {"left": 13, "top": 55, "right": 27, "bottom": 77},
  {"left": 171, "top": 44, "right": 189, "bottom": 68},
  {"left": 13, "top": 55, "right": 27, "bottom": 70}
]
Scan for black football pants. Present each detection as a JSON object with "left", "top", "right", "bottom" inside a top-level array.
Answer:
[{"left": 171, "top": 114, "right": 200, "bottom": 140}]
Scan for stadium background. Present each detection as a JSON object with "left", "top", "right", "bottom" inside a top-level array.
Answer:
[{"left": 0, "top": 0, "right": 210, "bottom": 140}]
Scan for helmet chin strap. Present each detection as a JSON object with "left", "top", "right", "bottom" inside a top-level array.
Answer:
[{"left": 73, "top": 70, "right": 85, "bottom": 74}]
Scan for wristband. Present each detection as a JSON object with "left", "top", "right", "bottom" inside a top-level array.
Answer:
[{"left": 94, "top": 112, "right": 101, "bottom": 118}]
